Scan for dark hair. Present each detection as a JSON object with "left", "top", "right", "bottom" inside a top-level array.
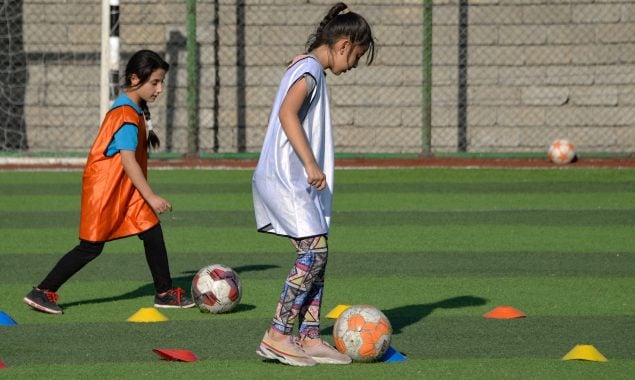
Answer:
[
  {"left": 306, "top": 2, "right": 375, "bottom": 65},
  {"left": 124, "top": 50, "right": 169, "bottom": 150}
]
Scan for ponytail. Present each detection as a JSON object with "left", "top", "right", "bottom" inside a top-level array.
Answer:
[
  {"left": 306, "top": 2, "right": 375, "bottom": 65},
  {"left": 306, "top": 2, "right": 348, "bottom": 52},
  {"left": 141, "top": 100, "right": 160, "bottom": 150}
]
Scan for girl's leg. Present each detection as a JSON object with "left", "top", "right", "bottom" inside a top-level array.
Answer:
[
  {"left": 137, "top": 223, "right": 172, "bottom": 294},
  {"left": 285, "top": 237, "right": 349, "bottom": 364},
  {"left": 297, "top": 238, "right": 327, "bottom": 339},
  {"left": 297, "top": 277, "right": 325, "bottom": 338},
  {"left": 37, "top": 240, "right": 105, "bottom": 292},
  {"left": 138, "top": 224, "right": 193, "bottom": 308},
  {"left": 272, "top": 235, "right": 328, "bottom": 335},
  {"left": 25, "top": 240, "right": 103, "bottom": 314}
]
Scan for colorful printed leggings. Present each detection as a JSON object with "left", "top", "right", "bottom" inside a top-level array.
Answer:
[{"left": 272, "top": 235, "right": 328, "bottom": 339}]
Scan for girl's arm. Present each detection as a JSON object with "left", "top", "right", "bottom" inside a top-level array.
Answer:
[
  {"left": 279, "top": 77, "right": 327, "bottom": 190},
  {"left": 120, "top": 150, "right": 172, "bottom": 213}
]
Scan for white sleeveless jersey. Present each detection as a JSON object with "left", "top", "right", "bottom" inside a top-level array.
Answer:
[{"left": 252, "top": 56, "right": 334, "bottom": 239}]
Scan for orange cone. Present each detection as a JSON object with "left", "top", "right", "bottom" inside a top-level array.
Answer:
[{"left": 483, "top": 306, "right": 526, "bottom": 319}]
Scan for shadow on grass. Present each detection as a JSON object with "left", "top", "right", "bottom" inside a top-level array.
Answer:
[
  {"left": 60, "top": 263, "right": 278, "bottom": 311},
  {"left": 322, "top": 295, "right": 487, "bottom": 336},
  {"left": 384, "top": 295, "right": 487, "bottom": 334}
]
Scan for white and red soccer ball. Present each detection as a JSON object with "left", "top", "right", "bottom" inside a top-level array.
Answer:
[
  {"left": 333, "top": 304, "right": 392, "bottom": 362},
  {"left": 191, "top": 264, "right": 242, "bottom": 314},
  {"left": 548, "top": 139, "right": 577, "bottom": 164}
]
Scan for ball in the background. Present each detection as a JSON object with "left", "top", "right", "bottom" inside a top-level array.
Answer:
[{"left": 548, "top": 139, "right": 577, "bottom": 164}]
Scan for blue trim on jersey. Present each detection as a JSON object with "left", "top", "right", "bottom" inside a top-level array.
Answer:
[
  {"left": 111, "top": 92, "right": 143, "bottom": 115},
  {"left": 106, "top": 124, "right": 138, "bottom": 156},
  {"left": 104, "top": 93, "right": 142, "bottom": 156}
]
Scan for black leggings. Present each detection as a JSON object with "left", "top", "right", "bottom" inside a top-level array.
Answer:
[{"left": 37, "top": 224, "right": 172, "bottom": 294}]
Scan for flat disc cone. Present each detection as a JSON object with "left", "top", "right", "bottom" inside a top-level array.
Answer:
[
  {"left": 153, "top": 348, "right": 198, "bottom": 362},
  {"left": 483, "top": 306, "right": 526, "bottom": 319},
  {"left": 379, "top": 346, "right": 407, "bottom": 363},
  {"left": 326, "top": 304, "right": 350, "bottom": 319},
  {"left": 562, "top": 344, "right": 608, "bottom": 362},
  {"left": 127, "top": 307, "right": 168, "bottom": 322},
  {"left": 0, "top": 311, "right": 17, "bottom": 326}
]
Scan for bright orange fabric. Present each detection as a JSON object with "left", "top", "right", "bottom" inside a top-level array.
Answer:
[{"left": 79, "top": 105, "right": 158, "bottom": 242}]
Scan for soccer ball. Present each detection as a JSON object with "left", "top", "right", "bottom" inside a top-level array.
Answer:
[
  {"left": 333, "top": 304, "right": 392, "bottom": 362},
  {"left": 191, "top": 264, "right": 242, "bottom": 313},
  {"left": 548, "top": 139, "right": 577, "bottom": 164}
]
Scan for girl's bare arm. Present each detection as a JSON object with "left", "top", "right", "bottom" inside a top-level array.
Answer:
[
  {"left": 120, "top": 149, "right": 171, "bottom": 213},
  {"left": 278, "top": 78, "right": 326, "bottom": 190}
]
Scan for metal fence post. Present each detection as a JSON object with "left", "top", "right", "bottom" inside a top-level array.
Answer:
[
  {"left": 186, "top": 0, "right": 198, "bottom": 156},
  {"left": 421, "top": 0, "right": 433, "bottom": 156}
]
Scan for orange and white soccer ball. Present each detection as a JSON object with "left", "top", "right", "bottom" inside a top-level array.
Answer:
[
  {"left": 333, "top": 304, "right": 392, "bottom": 362},
  {"left": 548, "top": 139, "right": 577, "bottom": 164}
]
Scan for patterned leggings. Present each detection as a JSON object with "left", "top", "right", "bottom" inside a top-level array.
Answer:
[{"left": 271, "top": 235, "right": 328, "bottom": 339}]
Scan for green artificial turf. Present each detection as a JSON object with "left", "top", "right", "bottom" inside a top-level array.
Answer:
[{"left": 0, "top": 168, "right": 633, "bottom": 379}]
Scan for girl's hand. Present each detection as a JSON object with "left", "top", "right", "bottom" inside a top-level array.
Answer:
[
  {"left": 147, "top": 194, "right": 172, "bottom": 214},
  {"left": 306, "top": 162, "right": 327, "bottom": 191}
]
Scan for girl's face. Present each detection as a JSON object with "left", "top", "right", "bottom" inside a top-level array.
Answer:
[
  {"left": 331, "top": 40, "right": 366, "bottom": 76},
  {"left": 129, "top": 69, "right": 167, "bottom": 104}
]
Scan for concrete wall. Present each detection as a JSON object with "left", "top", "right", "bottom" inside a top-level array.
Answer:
[{"left": 20, "top": 0, "right": 635, "bottom": 154}]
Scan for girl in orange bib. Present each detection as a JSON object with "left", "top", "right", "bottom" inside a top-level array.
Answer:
[{"left": 24, "top": 50, "right": 194, "bottom": 314}]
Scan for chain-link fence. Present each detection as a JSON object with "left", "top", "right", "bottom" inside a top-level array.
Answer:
[{"left": 1, "top": 0, "right": 634, "bottom": 157}]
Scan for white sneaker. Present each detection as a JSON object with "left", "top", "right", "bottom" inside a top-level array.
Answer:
[
  {"left": 301, "top": 338, "right": 352, "bottom": 365},
  {"left": 256, "top": 330, "right": 317, "bottom": 367}
]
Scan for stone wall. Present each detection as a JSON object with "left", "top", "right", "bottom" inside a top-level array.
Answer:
[{"left": 20, "top": 0, "right": 635, "bottom": 154}]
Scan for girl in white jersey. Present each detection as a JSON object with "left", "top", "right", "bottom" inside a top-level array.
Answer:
[{"left": 253, "top": 2, "right": 375, "bottom": 367}]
